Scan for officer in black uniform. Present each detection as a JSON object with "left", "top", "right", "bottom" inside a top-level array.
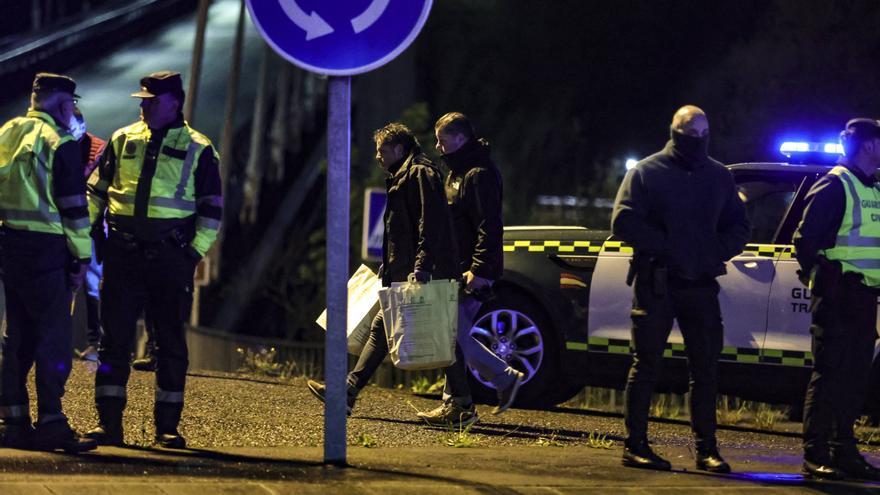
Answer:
[
  {"left": 794, "top": 118, "right": 880, "bottom": 481},
  {"left": 85, "top": 71, "right": 222, "bottom": 448},
  {"left": 611, "top": 105, "right": 749, "bottom": 473}
]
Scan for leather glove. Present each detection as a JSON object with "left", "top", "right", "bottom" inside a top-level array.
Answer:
[
  {"left": 463, "top": 270, "right": 491, "bottom": 292},
  {"left": 411, "top": 270, "right": 432, "bottom": 284},
  {"left": 90, "top": 223, "right": 106, "bottom": 264},
  {"left": 68, "top": 260, "right": 88, "bottom": 291}
]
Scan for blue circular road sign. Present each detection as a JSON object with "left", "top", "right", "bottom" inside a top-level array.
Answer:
[{"left": 246, "top": 0, "right": 433, "bottom": 76}]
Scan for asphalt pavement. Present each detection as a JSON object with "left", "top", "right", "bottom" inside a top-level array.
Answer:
[{"left": 1, "top": 363, "right": 879, "bottom": 493}]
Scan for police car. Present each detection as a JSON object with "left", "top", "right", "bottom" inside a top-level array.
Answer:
[{"left": 468, "top": 142, "right": 880, "bottom": 410}]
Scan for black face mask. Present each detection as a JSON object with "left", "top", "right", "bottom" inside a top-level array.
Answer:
[{"left": 670, "top": 129, "right": 709, "bottom": 163}]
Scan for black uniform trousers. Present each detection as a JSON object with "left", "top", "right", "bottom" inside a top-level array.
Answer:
[
  {"left": 803, "top": 273, "right": 878, "bottom": 460},
  {"left": 624, "top": 273, "right": 724, "bottom": 451},
  {"left": 95, "top": 236, "right": 196, "bottom": 432},
  {"left": 0, "top": 228, "right": 72, "bottom": 425}
]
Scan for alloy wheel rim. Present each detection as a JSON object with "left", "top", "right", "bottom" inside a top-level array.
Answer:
[{"left": 467, "top": 308, "right": 544, "bottom": 388}]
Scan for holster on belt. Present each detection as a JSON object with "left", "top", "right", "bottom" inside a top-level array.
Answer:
[
  {"left": 811, "top": 257, "right": 842, "bottom": 299},
  {"left": 627, "top": 252, "right": 668, "bottom": 296},
  {"left": 91, "top": 223, "right": 107, "bottom": 263}
]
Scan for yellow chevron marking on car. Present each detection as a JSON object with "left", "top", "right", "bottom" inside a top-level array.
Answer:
[
  {"left": 502, "top": 240, "right": 602, "bottom": 254},
  {"left": 504, "top": 239, "right": 793, "bottom": 259},
  {"left": 568, "top": 337, "right": 813, "bottom": 367},
  {"left": 743, "top": 243, "right": 790, "bottom": 258},
  {"left": 599, "top": 241, "right": 634, "bottom": 254}
]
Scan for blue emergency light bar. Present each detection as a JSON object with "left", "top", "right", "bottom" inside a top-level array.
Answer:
[{"left": 779, "top": 141, "right": 843, "bottom": 157}]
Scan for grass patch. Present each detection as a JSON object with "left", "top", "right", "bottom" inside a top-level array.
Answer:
[
  {"left": 753, "top": 403, "right": 787, "bottom": 431},
  {"left": 855, "top": 416, "right": 880, "bottom": 445},
  {"left": 443, "top": 422, "right": 478, "bottom": 448},
  {"left": 354, "top": 432, "right": 377, "bottom": 448},
  {"left": 587, "top": 431, "right": 614, "bottom": 449},
  {"left": 535, "top": 430, "right": 565, "bottom": 447},
  {"left": 236, "top": 347, "right": 296, "bottom": 379},
  {"left": 410, "top": 376, "right": 445, "bottom": 394}
]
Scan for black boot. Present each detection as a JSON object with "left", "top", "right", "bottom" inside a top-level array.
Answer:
[
  {"left": 155, "top": 402, "right": 186, "bottom": 449},
  {"left": 622, "top": 439, "right": 672, "bottom": 471},
  {"left": 803, "top": 451, "right": 845, "bottom": 480},
  {"left": 0, "top": 419, "right": 34, "bottom": 449},
  {"left": 32, "top": 420, "right": 97, "bottom": 453},
  {"left": 696, "top": 448, "right": 731, "bottom": 473},
  {"left": 85, "top": 398, "right": 125, "bottom": 446}
]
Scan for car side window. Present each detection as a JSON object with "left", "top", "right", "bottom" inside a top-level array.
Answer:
[{"left": 737, "top": 179, "right": 798, "bottom": 244}]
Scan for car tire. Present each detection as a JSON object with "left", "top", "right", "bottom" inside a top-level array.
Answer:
[{"left": 464, "top": 286, "right": 562, "bottom": 409}]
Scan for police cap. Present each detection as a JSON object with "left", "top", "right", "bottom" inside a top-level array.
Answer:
[
  {"left": 32, "top": 73, "right": 80, "bottom": 98},
  {"left": 131, "top": 70, "right": 184, "bottom": 100},
  {"left": 841, "top": 118, "right": 880, "bottom": 157}
]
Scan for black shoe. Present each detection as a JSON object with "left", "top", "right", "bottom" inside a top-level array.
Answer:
[
  {"left": 492, "top": 371, "right": 525, "bottom": 415},
  {"left": 834, "top": 454, "right": 880, "bottom": 482},
  {"left": 0, "top": 422, "right": 34, "bottom": 449},
  {"left": 84, "top": 425, "right": 124, "bottom": 446},
  {"left": 696, "top": 449, "right": 731, "bottom": 474},
  {"left": 622, "top": 442, "right": 672, "bottom": 471},
  {"left": 156, "top": 432, "right": 187, "bottom": 449},
  {"left": 32, "top": 421, "right": 97, "bottom": 453},
  {"left": 132, "top": 354, "right": 157, "bottom": 372},
  {"left": 803, "top": 458, "right": 845, "bottom": 480},
  {"left": 307, "top": 380, "right": 354, "bottom": 415}
]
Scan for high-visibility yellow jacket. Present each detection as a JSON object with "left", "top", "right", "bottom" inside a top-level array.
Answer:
[
  {"left": 88, "top": 119, "right": 222, "bottom": 257},
  {"left": 0, "top": 110, "right": 91, "bottom": 260},
  {"left": 818, "top": 165, "right": 880, "bottom": 287}
]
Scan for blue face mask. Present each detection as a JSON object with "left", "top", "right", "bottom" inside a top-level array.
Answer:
[{"left": 68, "top": 115, "right": 86, "bottom": 141}]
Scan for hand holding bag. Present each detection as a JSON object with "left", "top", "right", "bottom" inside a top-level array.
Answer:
[{"left": 378, "top": 276, "right": 459, "bottom": 370}]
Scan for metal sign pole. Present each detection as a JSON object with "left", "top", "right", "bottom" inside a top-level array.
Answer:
[{"left": 324, "top": 75, "right": 351, "bottom": 465}]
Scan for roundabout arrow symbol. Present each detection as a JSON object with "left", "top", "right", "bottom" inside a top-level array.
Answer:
[
  {"left": 351, "top": 0, "right": 390, "bottom": 33},
  {"left": 278, "top": 0, "right": 334, "bottom": 40}
]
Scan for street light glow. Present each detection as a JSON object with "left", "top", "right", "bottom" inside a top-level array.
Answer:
[{"left": 625, "top": 158, "right": 638, "bottom": 170}]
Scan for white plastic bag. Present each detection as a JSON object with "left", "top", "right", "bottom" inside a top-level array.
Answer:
[
  {"left": 316, "top": 264, "right": 382, "bottom": 355},
  {"left": 378, "top": 277, "right": 459, "bottom": 370}
]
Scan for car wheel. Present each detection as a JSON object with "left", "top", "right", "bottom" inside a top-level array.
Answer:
[{"left": 465, "top": 287, "right": 561, "bottom": 408}]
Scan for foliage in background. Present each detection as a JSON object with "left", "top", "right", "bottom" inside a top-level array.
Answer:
[{"left": 236, "top": 347, "right": 296, "bottom": 379}]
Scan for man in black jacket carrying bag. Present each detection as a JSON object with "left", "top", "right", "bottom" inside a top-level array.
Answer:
[
  {"left": 611, "top": 106, "right": 749, "bottom": 473},
  {"left": 307, "top": 123, "right": 458, "bottom": 413},
  {"left": 417, "top": 113, "right": 524, "bottom": 427}
]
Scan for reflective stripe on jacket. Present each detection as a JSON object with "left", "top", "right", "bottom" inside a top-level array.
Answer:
[
  {"left": 819, "top": 165, "right": 880, "bottom": 287},
  {"left": 0, "top": 110, "right": 91, "bottom": 259},
  {"left": 88, "top": 120, "right": 220, "bottom": 256}
]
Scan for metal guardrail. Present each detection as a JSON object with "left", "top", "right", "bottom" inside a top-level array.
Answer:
[
  {"left": 186, "top": 325, "right": 446, "bottom": 390},
  {"left": 0, "top": 0, "right": 196, "bottom": 93}
]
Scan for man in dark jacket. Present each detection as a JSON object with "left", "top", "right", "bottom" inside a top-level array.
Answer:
[
  {"left": 417, "top": 113, "right": 524, "bottom": 427},
  {"left": 307, "top": 123, "right": 458, "bottom": 413},
  {"left": 611, "top": 105, "right": 749, "bottom": 473}
]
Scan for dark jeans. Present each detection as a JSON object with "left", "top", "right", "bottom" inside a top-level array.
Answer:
[
  {"left": 95, "top": 237, "right": 196, "bottom": 431},
  {"left": 347, "top": 311, "right": 387, "bottom": 395},
  {"left": 443, "top": 294, "right": 518, "bottom": 406},
  {"left": 803, "top": 273, "right": 878, "bottom": 460},
  {"left": 624, "top": 275, "right": 723, "bottom": 451},
  {"left": 0, "top": 229, "right": 72, "bottom": 424}
]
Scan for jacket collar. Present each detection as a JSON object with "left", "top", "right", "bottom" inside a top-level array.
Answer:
[
  {"left": 26, "top": 109, "right": 65, "bottom": 130},
  {"left": 443, "top": 138, "right": 492, "bottom": 175},
  {"left": 842, "top": 162, "right": 878, "bottom": 187}
]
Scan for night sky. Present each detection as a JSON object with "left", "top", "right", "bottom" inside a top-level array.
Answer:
[{"left": 417, "top": 0, "right": 880, "bottom": 223}]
